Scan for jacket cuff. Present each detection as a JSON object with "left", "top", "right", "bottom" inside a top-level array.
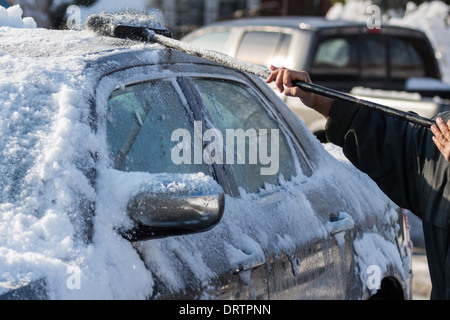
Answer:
[{"left": 325, "top": 100, "right": 359, "bottom": 147}]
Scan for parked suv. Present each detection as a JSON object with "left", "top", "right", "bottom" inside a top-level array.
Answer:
[
  {"left": 182, "top": 16, "right": 448, "bottom": 141},
  {"left": 0, "top": 13, "right": 412, "bottom": 300}
]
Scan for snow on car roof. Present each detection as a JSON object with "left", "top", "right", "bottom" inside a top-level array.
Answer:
[{"left": 0, "top": 26, "right": 157, "bottom": 58}]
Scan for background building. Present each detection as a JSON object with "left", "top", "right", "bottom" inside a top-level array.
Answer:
[{"left": 148, "top": 0, "right": 333, "bottom": 37}]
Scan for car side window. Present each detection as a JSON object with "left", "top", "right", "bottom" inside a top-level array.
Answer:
[
  {"left": 106, "top": 79, "right": 211, "bottom": 175},
  {"left": 187, "top": 30, "right": 231, "bottom": 53},
  {"left": 311, "top": 37, "right": 358, "bottom": 77},
  {"left": 235, "top": 31, "right": 292, "bottom": 68},
  {"left": 192, "top": 78, "right": 298, "bottom": 194}
]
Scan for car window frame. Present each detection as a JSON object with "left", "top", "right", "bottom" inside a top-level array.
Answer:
[
  {"left": 94, "top": 64, "right": 239, "bottom": 197},
  {"left": 93, "top": 62, "right": 314, "bottom": 198},
  {"left": 185, "top": 75, "right": 306, "bottom": 193}
]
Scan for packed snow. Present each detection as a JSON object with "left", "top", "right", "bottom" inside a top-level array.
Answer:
[{"left": 0, "top": 2, "right": 418, "bottom": 300}]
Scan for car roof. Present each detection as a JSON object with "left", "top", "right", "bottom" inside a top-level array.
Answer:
[
  {"left": 188, "top": 16, "right": 424, "bottom": 34},
  {"left": 0, "top": 27, "right": 232, "bottom": 87},
  {"left": 0, "top": 28, "right": 125, "bottom": 58},
  {"left": 199, "top": 16, "right": 362, "bottom": 29}
]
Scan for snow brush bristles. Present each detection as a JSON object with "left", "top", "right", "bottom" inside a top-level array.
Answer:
[
  {"left": 85, "top": 12, "right": 270, "bottom": 78},
  {"left": 85, "top": 11, "right": 172, "bottom": 38}
]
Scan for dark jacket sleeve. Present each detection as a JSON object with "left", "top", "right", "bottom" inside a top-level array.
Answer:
[{"left": 325, "top": 100, "right": 450, "bottom": 229}]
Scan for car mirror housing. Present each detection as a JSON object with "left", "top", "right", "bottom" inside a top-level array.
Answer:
[{"left": 121, "top": 180, "right": 225, "bottom": 241}]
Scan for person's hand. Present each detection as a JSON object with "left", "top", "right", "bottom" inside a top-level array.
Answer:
[
  {"left": 432, "top": 117, "right": 450, "bottom": 162},
  {"left": 265, "top": 66, "right": 333, "bottom": 118}
]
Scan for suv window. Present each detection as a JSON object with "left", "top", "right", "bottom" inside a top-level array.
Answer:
[
  {"left": 193, "top": 78, "right": 297, "bottom": 194},
  {"left": 311, "top": 37, "right": 358, "bottom": 77},
  {"left": 235, "top": 31, "right": 292, "bottom": 68}
]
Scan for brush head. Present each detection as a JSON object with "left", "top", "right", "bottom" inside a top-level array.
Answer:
[{"left": 85, "top": 11, "right": 172, "bottom": 39}]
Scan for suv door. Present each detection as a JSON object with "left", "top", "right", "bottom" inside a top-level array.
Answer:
[{"left": 97, "top": 62, "right": 355, "bottom": 299}]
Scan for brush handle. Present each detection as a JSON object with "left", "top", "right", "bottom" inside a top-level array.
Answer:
[{"left": 292, "top": 80, "right": 436, "bottom": 128}]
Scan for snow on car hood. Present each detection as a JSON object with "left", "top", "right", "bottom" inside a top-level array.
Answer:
[{"left": 0, "top": 27, "right": 405, "bottom": 299}]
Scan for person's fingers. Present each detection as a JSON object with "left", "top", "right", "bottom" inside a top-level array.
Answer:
[
  {"left": 284, "top": 87, "right": 302, "bottom": 97},
  {"left": 437, "top": 118, "right": 450, "bottom": 140},
  {"left": 274, "top": 68, "right": 287, "bottom": 93},
  {"left": 266, "top": 67, "right": 313, "bottom": 95},
  {"left": 433, "top": 136, "right": 450, "bottom": 162},
  {"left": 431, "top": 124, "right": 441, "bottom": 139},
  {"left": 265, "top": 67, "right": 279, "bottom": 84},
  {"left": 283, "top": 68, "right": 295, "bottom": 88},
  {"left": 432, "top": 119, "right": 450, "bottom": 162}
]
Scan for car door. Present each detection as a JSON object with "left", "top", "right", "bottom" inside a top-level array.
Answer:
[
  {"left": 97, "top": 61, "right": 354, "bottom": 299},
  {"left": 186, "top": 71, "right": 355, "bottom": 299}
]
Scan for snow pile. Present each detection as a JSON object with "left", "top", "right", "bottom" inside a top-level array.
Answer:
[
  {"left": 0, "top": 4, "right": 36, "bottom": 28},
  {"left": 327, "top": 0, "right": 450, "bottom": 84},
  {"left": 390, "top": 1, "right": 450, "bottom": 84},
  {"left": 326, "top": 0, "right": 375, "bottom": 22}
]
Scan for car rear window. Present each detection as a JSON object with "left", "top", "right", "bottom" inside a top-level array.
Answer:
[
  {"left": 360, "top": 37, "right": 387, "bottom": 78},
  {"left": 389, "top": 37, "right": 426, "bottom": 79},
  {"left": 310, "top": 37, "right": 358, "bottom": 77}
]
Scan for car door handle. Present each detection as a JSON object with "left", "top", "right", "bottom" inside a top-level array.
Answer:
[
  {"left": 231, "top": 255, "right": 266, "bottom": 274},
  {"left": 326, "top": 212, "right": 355, "bottom": 235}
]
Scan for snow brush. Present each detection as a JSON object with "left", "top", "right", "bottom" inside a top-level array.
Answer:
[{"left": 86, "top": 13, "right": 436, "bottom": 129}]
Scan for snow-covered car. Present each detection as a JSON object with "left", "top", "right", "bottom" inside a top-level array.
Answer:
[{"left": 0, "top": 13, "right": 412, "bottom": 300}]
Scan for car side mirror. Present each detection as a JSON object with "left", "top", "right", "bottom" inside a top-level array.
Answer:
[{"left": 120, "top": 179, "right": 225, "bottom": 241}]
